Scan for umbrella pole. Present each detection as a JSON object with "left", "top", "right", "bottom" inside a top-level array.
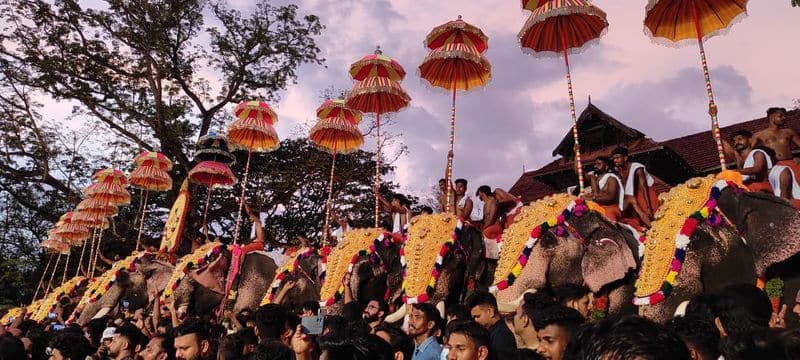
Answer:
[
  {"left": 91, "top": 230, "right": 102, "bottom": 278},
  {"left": 45, "top": 252, "right": 62, "bottom": 298},
  {"left": 136, "top": 189, "right": 150, "bottom": 251},
  {"left": 323, "top": 149, "right": 338, "bottom": 247},
  {"left": 33, "top": 253, "right": 55, "bottom": 301},
  {"left": 445, "top": 85, "right": 457, "bottom": 214},
  {"left": 75, "top": 239, "right": 87, "bottom": 278},
  {"left": 691, "top": 2, "right": 726, "bottom": 170},
  {"left": 202, "top": 186, "right": 212, "bottom": 234},
  {"left": 374, "top": 113, "right": 381, "bottom": 229},
  {"left": 561, "top": 31, "right": 584, "bottom": 194},
  {"left": 62, "top": 248, "right": 71, "bottom": 284},
  {"left": 232, "top": 149, "right": 253, "bottom": 245},
  {"left": 87, "top": 229, "right": 97, "bottom": 279}
]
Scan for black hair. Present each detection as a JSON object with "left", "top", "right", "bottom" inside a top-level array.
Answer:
[
  {"left": 466, "top": 289, "right": 498, "bottom": 312},
  {"left": 731, "top": 129, "right": 753, "bottom": 141},
  {"left": 115, "top": 324, "right": 147, "bottom": 352},
  {"left": 455, "top": 178, "right": 468, "bottom": 186},
  {"left": 714, "top": 283, "right": 771, "bottom": 337},
  {"left": 780, "top": 329, "right": 800, "bottom": 359},
  {"left": 237, "top": 328, "right": 258, "bottom": 346},
  {"left": 369, "top": 299, "right": 389, "bottom": 319},
  {"left": 319, "top": 333, "right": 394, "bottom": 360},
  {"left": 411, "top": 303, "right": 443, "bottom": 337},
  {"left": 767, "top": 107, "right": 787, "bottom": 116},
  {"left": 341, "top": 301, "right": 364, "bottom": 324},
  {"left": 323, "top": 315, "right": 348, "bottom": 338},
  {"left": 254, "top": 304, "right": 289, "bottom": 342},
  {"left": 445, "top": 304, "right": 471, "bottom": 323},
  {"left": 49, "top": 331, "right": 93, "bottom": 360},
  {"left": 374, "top": 325, "right": 414, "bottom": 360},
  {"left": 476, "top": 185, "right": 492, "bottom": 197},
  {"left": 686, "top": 294, "right": 718, "bottom": 325},
  {"left": 444, "top": 320, "right": 490, "bottom": 351},
  {"left": 611, "top": 147, "right": 629, "bottom": 157},
  {"left": 420, "top": 206, "right": 434, "bottom": 215},
  {"left": 669, "top": 315, "right": 721, "bottom": 360},
  {"left": 153, "top": 334, "right": 176, "bottom": 360},
  {"left": 0, "top": 334, "right": 25, "bottom": 360},
  {"left": 392, "top": 193, "right": 411, "bottom": 207},
  {"left": 439, "top": 178, "right": 446, "bottom": 183},
  {"left": 250, "top": 340, "right": 293, "bottom": 360},
  {"left": 719, "top": 328, "right": 786, "bottom": 360},
  {"left": 532, "top": 305, "right": 585, "bottom": 335},
  {"left": 302, "top": 300, "right": 320, "bottom": 315},
  {"left": 84, "top": 317, "right": 107, "bottom": 347},
  {"left": 217, "top": 333, "right": 244, "bottom": 360},
  {"left": 520, "top": 291, "right": 556, "bottom": 325},
  {"left": 174, "top": 317, "right": 211, "bottom": 343},
  {"left": 552, "top": 284, "right": 591, "bottom": 305},
  {"left": 594, "top": 156, "right": 614, "bottom": 172},
  {"left": 496, "top": 348, "right": 546, "bottom": 360},
  {"left": 564, "top": 316, "right": 690, "bottom": 360}
]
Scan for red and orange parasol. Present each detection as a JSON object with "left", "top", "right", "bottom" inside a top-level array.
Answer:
[
  {"left": 346, "top": 47, "right": 411, "bottom": 227},
  {"left": 644, "top": 0, "right": 748, "bottom": 169},
  {"left": 519, "top": 0, "right": 608, "bottom": 194},
  {"left": 420, "top": 16, "right": 491, "bottom": 213},
  {"left": 86, "top": 168, "right": 131, "bottom": 206},
  {"left": 190, "top": 131, "right": 238, "bottom": 232},
  {"left": 227, "top": 100, "right": 280, "bottom": 243},
  {"left": 130, "top": 151, "right": 173, "bottom": 250},
  {"left": 310, "top": 99, "right": 364, "bottom": 244}
]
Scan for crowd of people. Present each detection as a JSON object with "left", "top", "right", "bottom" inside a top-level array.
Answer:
[{"left": 1, "top": 281, "right": 799, "bottom": 359}]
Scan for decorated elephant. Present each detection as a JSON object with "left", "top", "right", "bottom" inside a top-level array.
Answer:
[
  {"left": 384, "top": 213, "right": 486, "bottom": 321},
  {"left": 71, "top": 252, "right": 175, "bottom": 324},
  {"left": 165, "top": 241, "right": 279, "bottom": 318},
  {"left": 259, "top": 246, "right": 321, "bottom": 310}
]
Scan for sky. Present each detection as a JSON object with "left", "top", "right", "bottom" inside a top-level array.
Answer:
[{"left": 45, "top": 1, "right": 800, "bottom": 199}]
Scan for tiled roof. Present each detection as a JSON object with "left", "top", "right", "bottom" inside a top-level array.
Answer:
[
  {"left": 509, "top": 175, "right": 557, "bottom": 204},
  {"left": 526, "top": 137, "right": 663, "bottom": 176},
  {"left": 661, "top": 109, "right": 800, "bottom": 173}
]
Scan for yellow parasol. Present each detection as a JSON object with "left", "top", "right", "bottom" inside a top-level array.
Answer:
[
  {"left": 644, "top": 0, "right": 749, "bottom": 169},
  {"left": 310, "top": 99, "right": 364, "bottom": 244}
]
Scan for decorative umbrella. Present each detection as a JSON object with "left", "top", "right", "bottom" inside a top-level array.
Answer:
[
  {"left": 130, "top": 152, "right": 173, "bottom": 251},
  {"left": 227, "top": 100, "right": 280, "bottom": 244},
  {"left": 521, "top": 0, "right": 546, "bottom": 11},
  {"left": 50, "top": 212, "right": 91, "bottom": 281},
  {"left": 518, "top": 0, "right": 608, "bottom": 194},
  {"left": 346, "top": 48, "right": 411, "bottom": 227},
  {"left": 87, "top": 168, "right": 131, "bottom": 206},
  {"left": 71, "top": 209, "right": 110, "bottom": 278},
  {"left": 189, "top": 160, "right": 238, "bottom": 230},
  {"left": 194, "top": 130, "right": 237, "bottom": 166},
  {"left": 38, "top": 238, "right": 70, "bottom": 297},
  {"left": 644, "top": 0, "right": 748, "bottom": 170},
  {"left": 420, "top": 16, "right": 491, "bottom": 213},
  {"left": 310, "top": 99, "right": 364, "bottom": 244},
  {"left": 349, "top": 48, "right": 407, "bottom": 81}
]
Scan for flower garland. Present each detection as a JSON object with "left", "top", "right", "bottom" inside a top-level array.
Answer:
[
  {"left": 319, "top": 231, "right": 394, "bottom": 307},
  {"left": 401, "top": 218, "right": 463, "bottom": 304},
  {"left": 632, "top": 180, "right": 728, "bottom": 306},
  {"left": 68, "top": 252, "right": 145, "bottom": 323},
  {"left": 33, "top": 276, "right": 89, "bottom": 322},
  {"left": 160, "top": 243, "right": 225, "bottom": 303},
  {"left": 489, "top": 199, "right": 588, "bottom": 293},
  {"left": 591, "top": 294, "right": 609, "bottom": 320},
  {"left": 263, "top": 247, "right": 317, "bottom": 304}
]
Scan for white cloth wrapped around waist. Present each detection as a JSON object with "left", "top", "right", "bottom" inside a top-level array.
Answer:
[
  {"left": 742, "top": 149, "right": 773, "bottom": 182},
  {"left": 598, "top": 173, "right": 625, "bottom": 210},
  {"left": 623, "top": 162, "right": 655, "bottom": 196},
  {"left": 769, "top": 165, "right": 800, "bottom": 199}
]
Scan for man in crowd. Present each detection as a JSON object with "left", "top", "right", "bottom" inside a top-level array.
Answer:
[
  {"left": 477, "top": 186, "right": 519, "bottom": 263},
  {"left": 406, "top": 303, "right": 443, "bottom": 360},
  {"left": 173, "top": 318, "right": 212, "bottom": 360},
  {"left": 533, "top": 306, "right": 585, "bottom": 360},
  {"left": 139, "top": 334, "right": 175, "bottom": 360},
  {"left": 552, "top": 284, "right": 592, "bottom": 319},
  {"left": 724, "top": 129, "right": 774, "bottom": 192},
  {"left": 254, "top": 304, "right": 295, "bottom": 346},
  {"left": 513, "top": 291, "right": 556, "bottom": 351},
  {"left": 669, "top": 315, "right": 721, "bottom": 360},
  {"left": 713, "top": 284, "right": 772, "bottom": 338},
  {"left": 377, "top": 190, "right": 412, "bottom": 237},
  {"left": 444, "top": 321, "right": 490, "bottom": 360},
  {"left": 753, "top": 107, "right": 799, "bottom": 173},
  {"left": 108, "top": 325, "right": 146, "bottom": 360},
  {"left": 466, "top": 290, "right": 516, "bottom": 355},
  {"left": 454, "top": 178, "right": 474, "bottom": 221},
  {"left": 612, "top": 146, "right": 658, "bottom": 228},
  {"left": 564, "top": 316, "right": 690, "bottom": 359},
  {"left": 375, "top": 325, "right": 415, "bottom": 360},
  {"left": 363, "top": 299, "right": 389, "bottom": 332},
  {"left": 329, "top": 212, "right": 351, "bottom": 245}
]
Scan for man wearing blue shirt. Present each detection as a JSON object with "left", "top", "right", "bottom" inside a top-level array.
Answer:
[{"left": 407, "top": 303, "right": 444, "bottom": 360}]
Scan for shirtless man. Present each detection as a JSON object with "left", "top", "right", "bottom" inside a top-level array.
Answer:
[
  {"left": 454, "top": 178, "right": 474, "bottom": 221},
  {"left": 376, "top": 189, "right": 411, "bottom": 238},
  {"left": 724, "top": 130, "right": 773, "bottom": 193},
  {"left": 612, "top": 147, "right": 657, "bottom": 229},
  {"left": 437, "top": 178, "right": 455, "bottom": 214},
  {"left": 584, "top": 157, "right": 624, "bottom": 222},
  {"left": 752, "top": 107, "right": 798, "bottom": 162}
]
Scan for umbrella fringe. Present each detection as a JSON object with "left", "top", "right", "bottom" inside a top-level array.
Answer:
[
  {"left": 519, "top": 28, "right": 607, "bottom": 60},
  {"left": 642, "top": 10, "right": 748, "bottom": 48},
  {"left": 414, "top": 72, "right": 494, "bottom": 98},
  {"left": 526, "top": 3, "right": 607, "bottom": 28}
]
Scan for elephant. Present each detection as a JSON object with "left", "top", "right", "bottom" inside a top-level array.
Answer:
[
  {"left": 170, "top": 244, "right": 279, "bottom": 318},
  {"left": 75, "top": 253, "right": 175, "bottom": 325},
  {"left": 385, "top": 214, "right": 486, "bottom": 321}
]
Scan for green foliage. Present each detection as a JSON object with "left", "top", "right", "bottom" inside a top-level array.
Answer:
[{"left": 765, "top": 277, "right": 785, "bottom": 298}]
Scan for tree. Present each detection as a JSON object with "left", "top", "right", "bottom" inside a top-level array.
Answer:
[{"left": 0, "top": 0, "right": 324, "bottom": 306}]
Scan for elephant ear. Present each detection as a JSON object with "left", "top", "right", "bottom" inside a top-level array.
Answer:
[
  {"left": 189, "top": 254, "right": 229, "bottom": 295},
  {"left": 725, "top": 189, "right": 800, "bottom": 276},
  {"left": 582, "top": 238, "right": 636, "bottom": 292}
]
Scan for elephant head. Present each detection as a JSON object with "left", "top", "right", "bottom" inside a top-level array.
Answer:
[
  {"left": 135, "top": 254, "right": 176, "bottom": 304},
  {"left": 171, "top": 247, "right": 230, "bottom": 318},
  {"left": 232, "top": 251, "right": 279, "bottom": 312},
  {"left": 76, "top": 270, "right": 147, "bottom": 325},
  {"left": 266, "top": 250, "right": 321, "bottom": 310},
  {"left": 570, "top": 211, "right": 640, "bottom": 294}
]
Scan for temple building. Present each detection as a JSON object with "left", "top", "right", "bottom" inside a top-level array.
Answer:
[{"left": 509, "top": 103, "right": 800, "bottom": 203}]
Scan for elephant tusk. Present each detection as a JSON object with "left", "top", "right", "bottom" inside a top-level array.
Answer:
[
  {"left": 93, "top": 306, "right": 112, "bottom": 319},
  {"left": 436, "top": 302, "right": 445, "bottom": 319},
  {"left": 385, "top": 303, "right": 406, "bottom": 324},
  {"left": 497, "top": 289, "right": 537, "bottom": 314}
]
